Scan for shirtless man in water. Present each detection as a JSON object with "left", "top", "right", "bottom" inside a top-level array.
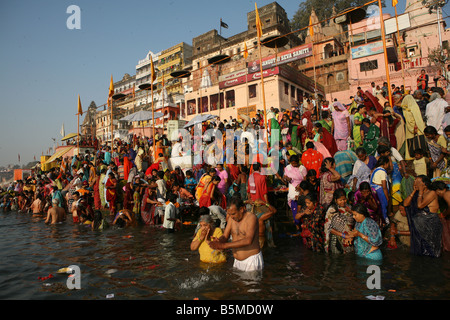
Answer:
[
  {"left": 45, "top": 199, "right": 66, "bottom": 224},
  {"left": 208, "top": 196, "right": 263, "bottom": 272}
]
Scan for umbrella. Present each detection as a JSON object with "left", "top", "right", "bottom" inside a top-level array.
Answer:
[
  {"left": 183, "top": 114, "right": 218, "bottom": 128},
  {"left": 61, "top": 133, "right": 79, "bottom": 141},
  {"left": 119, "top": 110, "right": 164, "bottom": 122}
]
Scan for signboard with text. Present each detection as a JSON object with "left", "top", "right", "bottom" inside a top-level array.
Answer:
[{"left": 247, "top": 43, "right": 313, "bottom": 74}]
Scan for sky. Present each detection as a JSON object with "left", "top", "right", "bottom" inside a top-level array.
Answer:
[{"left": 0, "top": 0, "right": 445, "bottom": 168}]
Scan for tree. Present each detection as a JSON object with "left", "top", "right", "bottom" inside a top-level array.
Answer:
[{"left": 290, "top": 0, "right": 385, "bottom": 40}]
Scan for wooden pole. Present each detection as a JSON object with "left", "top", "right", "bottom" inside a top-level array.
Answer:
[
  {"left": 151, "top": 84, "right": 156, "bottom": 160},
  {"left": 257, "top": 37, "right": 268, "bottom": 146},
  {"left": 378, "top": 0, "right": 393, "bottom": 107},
  {"left": 110, "top": 97, "right": 114, "bottom": 145},
  {"left": 394, "top": 5, "right": 406, "bottom": 89},
  {"left": 77, "top": 112, "right": 80, "bottom": 152}
]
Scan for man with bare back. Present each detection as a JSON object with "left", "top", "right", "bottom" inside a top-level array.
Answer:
[
  {"left": 45, "top": 199, "right": 67, "bottom": 224},
  {"left": 208, "top": 196, "right": 263, "bottom": 272}
]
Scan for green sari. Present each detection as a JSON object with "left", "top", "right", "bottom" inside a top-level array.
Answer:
[
  {"left": 352, "top": 112, "right": 364, "bottom": 149},
  {"left": 363, "top": 124, "right": 380, "bottom": 156}
]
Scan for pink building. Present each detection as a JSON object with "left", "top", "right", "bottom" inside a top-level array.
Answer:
[{"left": 329, "top": 0, "right": 450, "bottom": 104}]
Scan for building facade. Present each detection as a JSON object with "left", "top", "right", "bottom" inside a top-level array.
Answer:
[{"left": 182, "top": 2, "right": 322, "bottom": 122}]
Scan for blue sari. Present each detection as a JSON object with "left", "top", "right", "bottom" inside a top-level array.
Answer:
[
  {"left": 355, "top": 217, "right": 383, "bottom": 260},
  {"left": 370, "top": 167, "right": 390, "bottom": 225}
]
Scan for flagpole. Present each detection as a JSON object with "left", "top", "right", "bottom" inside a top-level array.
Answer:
[
  {"left": 394, "top": 4, "right": 406, "bottom": 89},
  {"left": 378, "top": 0, "right": 393, "bottom": 106},
  {"left": 255, "top": 3, "right": 268, "bottom": 147}
]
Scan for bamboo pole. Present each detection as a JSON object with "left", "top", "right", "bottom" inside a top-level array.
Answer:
[{"left": 378, "top": 0, "right": 393, "bottom": 107}]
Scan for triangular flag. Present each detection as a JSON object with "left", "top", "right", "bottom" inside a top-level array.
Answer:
[
  {"left": 150, "top": 55, "right": 156, "bottom": 83},
  {"left": 392, "top": 0, "right": 398, "bottom": 7},
  {"left": 243, "top": 42, "right": 248, "bottom": 59},
  {"left": 77, "top": 95, "right": 83, "bottom": 115},
  {"left": 309, "top": 15, "right": 314, "bottom": 38},
  {"left": 109, "top": 75, "right": 114, "bottom": 98},
  {"left": 255, "top": 3, "right": 263, "bottom": 39}
]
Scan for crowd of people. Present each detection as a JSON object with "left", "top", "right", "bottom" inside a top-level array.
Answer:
[{"left": 2, "top": 77, "right": 450, "bottom": 272}]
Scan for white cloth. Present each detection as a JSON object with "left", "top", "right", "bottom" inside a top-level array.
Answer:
[
  {"left": 171, "top": 142, "right": 183, "bottom": 158},
  {"left": 233, "top": 251, "right": 264, "bottom": 272},
  {"left": 163, "top": 202, "right": 176, "bottom": 229},
  {"left": 426, "top": 96, "right": 447, "bottom": 134}
]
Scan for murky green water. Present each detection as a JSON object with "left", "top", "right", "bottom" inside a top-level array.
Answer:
[{"left": 1, "top": 211, "right": 449, "bottom": 300}]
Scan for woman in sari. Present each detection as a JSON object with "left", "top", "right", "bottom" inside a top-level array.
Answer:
[
  {"left": 432, "top": 180, "right": 450, "bottom": 252},
  {"left": 195, "top": 168, "right": 216, "bottom": 201},
  {"left": 290, "top": 111, "right": 303, "bottom": 152},
  {"left": 98, "top": 168, "right": 107, "bottom": 209},
  {"left": 198, "top": 176, "right": 222, "bottom": 208},
  {"left": 347, "top": 203, "right": 383, "bottom": 261},
  {"left": 353, "top": 181, "right": 382, "bottom": 224},
  {"left": 370, "top": 156, "right": 391, "bottom": 226},
  {"left": 347, "top": 147, "right": 375, "bottom": 192},
  {"left": 283, "top": 154, "right": 307, "bottom": 228},
  {"left": 424, "top": 126, "right": 447, "bottom": 178},
  {"left": 401, "top": 94, "right": 427, "bottom": 161},
  {"left": 141, "top": 182, "right": 160, "bottom": 225},
  {"left": 331, "top": 101, "right": 351, "bottom": 151},
  {"left": 279, "top": 113, "right": 291, "bottom": 145},
  {"left": 299, "top": 110, "right": 314, "bottom": 148},
  {"left": 352, "top": 105, "right": 367, "bottom": 149},
  {"left": 317, "top": 110, "right": 332, "bottom": 133},
  {"left": 376, "top": 143, "right": 403, "bottom": 210},
  {"left": 324, "top": 189, "right": 355, "bottom": 254},
  {"left": 313, "top": 123, "right": 338, "bottom": 157},
  {"left": 105, "top": 172, "right": 117, "bottom": 217},
  {"left": 295, "top": 193, "right": 326, "bottom": 252},
  {"left": 362, "top": 118, "right": 380, "bottom": 156},
  {"left": 403, "top": 175, "right": 442, "bottom": 257},
  {"left": 319, "top": 157, "right": 342, "bottom": 207}
]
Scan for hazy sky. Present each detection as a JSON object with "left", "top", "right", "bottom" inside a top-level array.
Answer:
[{"left": 0, "top": 0, "right": 438, "bottom": 167}]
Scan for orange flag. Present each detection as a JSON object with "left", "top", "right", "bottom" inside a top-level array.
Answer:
[
  {"left": 77, "top": 94, "right": 83, "bottom": 115},
  {"left": 392, "top": 0, "right": 398, "bottom": 7},
  {"left": 309, "top": 15, "right": 314, "bottom": 38},
  {"left": 109, "top": 75, "right": 114, "bottom": 98},
  {"left": 255, "top": 3, "right": 263, "bottom": 39},
  {"left": 243, "top": 42, "right": 248, "bottom": 59}
]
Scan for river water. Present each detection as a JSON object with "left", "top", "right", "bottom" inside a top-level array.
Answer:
[{"left": 1, "top": 210, "right": 449, "bottom": 300}]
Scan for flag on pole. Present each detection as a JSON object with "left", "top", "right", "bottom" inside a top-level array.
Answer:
[
  {"left": 60, "top": 123, "right": 65, "bottom": 137},
  {"left": 220, "top": 19, "right": 229, "bottom": 29},
  {"left": 243, "top": 42, "right": 248, "bottom": 59},
  {"left": 109, "top": 75, "right": 114, "bottom": 99},
  {"left": 309, "top": 15, "right": 314, "bottom": 38},
  {"left": 18, "top": 154, "right": 20, "bottom": 163},
  {"left": 150, "top": 55, "right": 157, "bottom": 83},
  {"left": 77, "top": 95, "right": 83, "bottom": 115},
  {"left": 392, "top": 0, "right": 398, "bottom": 7},
  {"left": 255, "top": 3, "right": 263, "bottom": 39}
]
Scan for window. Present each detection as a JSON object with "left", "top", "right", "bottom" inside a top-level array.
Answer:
[
  {"left": 360, "top": 60, "right": 378, "bottom": 72},
  {"left": 284, "top": 82, "right": 289, "bottom": 95},
  {"left": 291, "top": 85, "right": 295, "bottom": 98},
  {"left": 226, "top": 90, "right": 235, "bottom": 108},
  {"left": 249, "top": 84, "right": 257, "bottom": 99}
]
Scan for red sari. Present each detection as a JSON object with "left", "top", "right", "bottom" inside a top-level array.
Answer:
[
  {"left": 93, "top": 175, "right": 101, "bottom": 210},
  {"left": 320, "top": 128, "right": 338, "bottom": 157},
  {"left": 105, "top": 178, "right": 117, "bottom": 215}
]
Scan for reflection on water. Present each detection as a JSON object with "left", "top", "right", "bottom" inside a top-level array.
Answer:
[{"left": 1, "top": 211, "right": 449, "bottom": 300}]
